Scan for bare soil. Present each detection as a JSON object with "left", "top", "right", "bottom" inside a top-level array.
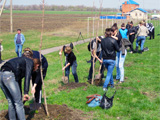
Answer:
[
  {"left": 0, "top": 13, "right": 89, "bottom": 32},
  {"left": 58, "top": 82, "right": 88, "bottom": 91},
  {"left": 0, "top": 104, "right": 90, "bottom": 120}
]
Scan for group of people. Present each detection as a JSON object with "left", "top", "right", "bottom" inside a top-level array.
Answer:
[
  {"left": 0, "top": 19, "right": 155, "bottom": 120},
  {"left": 58, "top": 20, "right": 154, "bottom": 91},
  {"left": 0, "top": 31, "right": 48, "bottom": 120},
  {"left": 87, "top": 20, "right": 154, "bottom": 91}
]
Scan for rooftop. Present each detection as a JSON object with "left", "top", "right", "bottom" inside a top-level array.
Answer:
[
  {"left": 122, "top": 0, "right": 139, "bottom": 5},
  {"left": 130, "top": 8, "right": 148, "bottom": 13}
]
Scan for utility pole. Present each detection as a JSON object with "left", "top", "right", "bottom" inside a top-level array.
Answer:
[{"left": 10, "top": 0, "right": 13, "bottom": 33}]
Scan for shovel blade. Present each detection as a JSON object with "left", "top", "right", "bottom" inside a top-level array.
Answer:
[
  {"left": 62, "top": 76, "right": 68, "bottom": 84},
  {"left": 95, "top": 74, "right": 101, "bottom": 80},
  {"left": 29, "top": 103, "right": 41, "bottom": 110},
  {"left": 94, "top": 78, "right": 103, "bottom": 86}
]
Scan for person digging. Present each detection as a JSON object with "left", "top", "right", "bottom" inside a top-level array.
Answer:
[
  {"left": 23, "top": 47, "right": 48, "bottom": 110},
  {"left": 0, "top": 57, "right": 40, "bottom": 120},
  {"left": 88, "top": 36, "right": 104, "bottom": 84},
  {"left": 62, "top": 46, "right": 79, "bottom": 83}
]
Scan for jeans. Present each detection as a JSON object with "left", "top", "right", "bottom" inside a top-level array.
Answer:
[
  {"left": 15, "top": 44, "right": 23, "bottom": 57},
  {"left": 88, "top": 51, "right": 104, "bottom": 80},
  {"left": 0, "top": 72, "right": 26, "bottom": 120},
  {"left": 136, "top": 36, "right": 146, "bottom": 50},
  {"left": 65, "top": 60, "right": 79, "bottom": 83},
  {"left": 116, "top": 50, "right": 127, "bottom": 82},
  {"left": 103, "top": 59, "right": 115, "bottom": 88}
]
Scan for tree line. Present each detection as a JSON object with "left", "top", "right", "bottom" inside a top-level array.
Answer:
[
  {"left": 3, "top": 5, "right": 118, "bottom": 12},
  {"left": 1, "top": 4, "right": 158, "bottom": 13}
]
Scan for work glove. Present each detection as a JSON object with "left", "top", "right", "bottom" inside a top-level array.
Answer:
[{"left": 59, "top": 51, "right": 62, "bottom": 56}]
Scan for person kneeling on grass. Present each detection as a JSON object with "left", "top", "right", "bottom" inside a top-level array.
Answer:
[
  {"left": 0, "top": 57, "right": 40, "bottom": 120},
  {"left": 62, "top": 46, "right": 79, "bottom": 83},
  {"left": 96, "top": 28, "right": 119, "bottom": 91}
]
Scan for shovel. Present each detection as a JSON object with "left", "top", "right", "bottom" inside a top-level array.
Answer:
[
  {"left": 94, "top": 59, "right": 103, "bottom": 86},
  {"left": 60, "top": 55, "right": 68, "bottom": 84}
]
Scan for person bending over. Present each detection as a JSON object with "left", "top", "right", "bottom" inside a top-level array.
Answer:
[
  {"left": 23, "top": 47, "right": 48, "bottom": 104},
  {"left": 62, "top": 46, "right": 79, "bottom": 83},
  {"left": 0, "top": 57, "right": 40, "bottom": 120}
]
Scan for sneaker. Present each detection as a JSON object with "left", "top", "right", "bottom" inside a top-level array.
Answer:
[
  {"left": 117, "top": 81, "right": 124, "bottom": 84},
  {"left": 129, "top": 51, "right": 133, "bottom": 54},
  {"left": 110, "top": 85, "right": 114, "bottom": 88},
  {"left": 103, "top": 88, "right": 107, "bottom": 91}
]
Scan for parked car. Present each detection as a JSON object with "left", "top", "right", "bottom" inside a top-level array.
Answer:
[{"left": 151, "top": 17, "right": 159, "bottom": 20}]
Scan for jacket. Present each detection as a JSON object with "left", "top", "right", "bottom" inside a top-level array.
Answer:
[
  {"left": 32, "top": 50, "right": 48, "bottom": 84},
  {"left": 1, "top": 57, "right": 34, "bottom": 94},
  {"left": 136, "top": 25, "right": 149, "bottom": 37},
  {"left": 14, "top": 33, "right": 25, "bottom": 45},
  {"left": 120, "top": 38, "right": 131, "bottom": 55},
  {"left": 119, "top": 29, "right": 128, "bottom": 39},
  {"left": 101, "top": 37, "right": 119, "bottom": 60}
]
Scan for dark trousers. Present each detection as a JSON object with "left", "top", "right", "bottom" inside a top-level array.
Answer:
[
  {"left": 129, "top": 35, "right": 135, "bottom": 52},
  {"left": 32, "top": 70, "right": 47, "bottom": 103},
  {"left": 149, "top": 29, "right": 155, "bottom": 40},
  {"left": 88, "top": 51, "right": 104, "bottom": 80}
]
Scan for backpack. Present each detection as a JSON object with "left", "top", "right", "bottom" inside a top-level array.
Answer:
[
  {"left": 87, "top": 39, "right": 99, "bottom": 51},
  {"left": 100, "top": 91, "right": 116, "bottom": 109},
  {"left": 86, "top": 94, "right": 102, "bottom": 107}
]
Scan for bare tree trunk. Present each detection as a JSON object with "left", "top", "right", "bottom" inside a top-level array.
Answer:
[
  {"left": 0, "top": 0, "right": 6, "bottom": 17},
  {"left": 10, "top": 0, "right": 13, "bottom": 33},
  {"left": 91, "top": 0, "right": 103, "bottom": 85},
  {"left": 39, "top": 0, "right": 49, "bottom": 116}
]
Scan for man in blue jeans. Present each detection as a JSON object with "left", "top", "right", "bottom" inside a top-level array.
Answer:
[{"left": 14, "top": 29, "right": 25, "bottom": 57}]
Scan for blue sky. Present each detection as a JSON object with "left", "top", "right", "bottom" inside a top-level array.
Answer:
[{"left": 3, "top": 0, "right": 160, "bottom": 10}]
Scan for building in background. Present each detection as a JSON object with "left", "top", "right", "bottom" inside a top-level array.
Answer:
[
  {"left": 130, "top": 8, "right": 148, "bottom": 20},
  {"left": 120, "top": 0, "right": 148, "bottom": 20}
]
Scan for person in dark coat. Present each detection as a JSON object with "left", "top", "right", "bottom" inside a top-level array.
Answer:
[
  {"left": 128, "top": 21, "right": 136, "bottom": 53},
  {"left": 0, "top": 57, "right": 40, "bottom": 120},
  {"left": 96, "top": 28, "right": 119, "bottom": 91},
  {"left": 23, "top": 48, "right": 48, "bottom": 104}
]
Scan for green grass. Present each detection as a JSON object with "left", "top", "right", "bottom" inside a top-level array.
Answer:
[
  {"left": 3, "top": 10, "right": 117, "bottom": 15},
  {"left": 0, "top": 30, "right": 87, "bottom": 60},
  {"left": 0, "top": 21, "right": 160, "bottom": 119}
]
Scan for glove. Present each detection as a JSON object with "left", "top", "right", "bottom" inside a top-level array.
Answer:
[{"left": 59, "top": 51, "right": 62, "bottom": 55}]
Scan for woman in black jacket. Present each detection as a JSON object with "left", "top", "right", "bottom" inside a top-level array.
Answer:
[
  {"left": 0, "top": 57, "right": 40, "bottom": 120},
  {"left": 97, "top": 28, "right": 119, "bottom": 91}
]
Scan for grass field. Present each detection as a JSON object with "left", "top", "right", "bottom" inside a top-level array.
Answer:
[
  {"left": 3, "top": 10, "right": 117, "bottom": 15},
  {"left": 0, "top": 20, "right": 160, "bottom": 119}
]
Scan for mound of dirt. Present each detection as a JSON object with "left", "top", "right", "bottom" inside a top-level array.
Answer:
[
  {"left": 0, "top": 104, "right": 90, "bottom": 120},
  {"left": 58, "top": 82, "right": 87, "bottom": 91}
]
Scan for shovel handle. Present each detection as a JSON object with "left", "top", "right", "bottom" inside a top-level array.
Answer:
[
  {"left": 60, "top": 55, "right": 65, "bottom": 76},
  {"left": 98, "top": 58, "right": 103, "bottom": 74}
]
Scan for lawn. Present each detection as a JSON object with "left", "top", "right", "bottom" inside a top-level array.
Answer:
[
  {"left": 3, "top": 10, "right": 117, "bottom": 15},
  {"left": 0, "top": 21, "right": 160, "bottom": 119}
]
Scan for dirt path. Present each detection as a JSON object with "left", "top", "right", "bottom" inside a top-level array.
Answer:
[{"left": 41, "top": 38, "right": 90, "bottom": 55}]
